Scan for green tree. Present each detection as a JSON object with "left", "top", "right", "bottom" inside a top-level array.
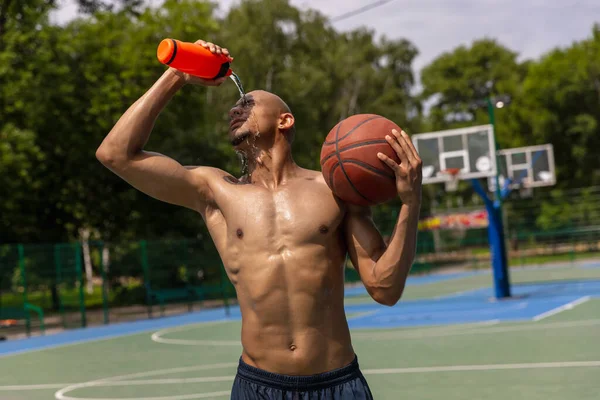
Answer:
[
  {"left": 219, "top": 0, "right": 420, "bottom": 169},
  {"left": 519, "top": 25, "right": 600, "bottom": 189},
  {"left": 0, "top": 125, "right": 44, "bottom": 241},
  {"left": 420, "top": 38, "right": 526, "bottom": 145},
  {"left": 0, "top": 0, "right": 228, "bottom": 243},
  {"left": 1, "top": 0, "right": 422, "bottom": 244}
]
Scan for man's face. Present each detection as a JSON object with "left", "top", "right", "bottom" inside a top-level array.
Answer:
[{"left": 228, "top": 91, "right": 279, "bottom": 149}]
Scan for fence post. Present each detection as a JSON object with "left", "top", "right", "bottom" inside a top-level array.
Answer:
[
  {"left": 18, "top": 244, "right": 31, "bottom": 337},
  {"left": 54, "top": 245, "right": 67, "bottom": 328},
  {"left": 99, "top": 242, "right": 109, "bottom": 325},
  {"left": 75, "top": 244, "right": 87, "bottom": 328},
  {"left": 140, "top": 240, "right": 152, "bottom": 318}
]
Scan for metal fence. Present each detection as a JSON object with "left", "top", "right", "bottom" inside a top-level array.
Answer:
[
  {"left": 3, "top": 187, "right": 600, "bottom": 339},
  {"left": 0, "top": 239, "right": 235, "bottom": 339},
  {"left": 3, "top": 225, "right": 600, "bottom": 339}
]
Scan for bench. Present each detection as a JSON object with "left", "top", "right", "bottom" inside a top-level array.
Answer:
[
  {"left": 146, "top": 284, "right": 231, "bottom": 317},
  {"left": 0, "top": 303, "right": 45, "bottom": 337}
]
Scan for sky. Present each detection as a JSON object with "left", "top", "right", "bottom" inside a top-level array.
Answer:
[{"left": 52, "top": 0, "right": 600, "bottom": 75}]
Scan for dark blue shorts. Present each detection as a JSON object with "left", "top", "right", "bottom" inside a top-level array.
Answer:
[{"left": 231, "top": 355, "right": 374, "bottom": 399}]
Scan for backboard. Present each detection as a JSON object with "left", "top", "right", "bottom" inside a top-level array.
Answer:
[
  {"left": 488, "top": 144, "right": 556, "bottom": 193},
  {"left": 412, "top": 125, "right": 497, "bottom": 186}
]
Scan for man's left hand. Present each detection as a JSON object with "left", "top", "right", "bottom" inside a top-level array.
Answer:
[{"left": 377, "top": 129, "right": 423, "bottom": 206}]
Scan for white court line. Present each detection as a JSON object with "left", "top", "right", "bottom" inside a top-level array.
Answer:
[
  {"left": 1, "top": 359, "right": 598, "bottom": 394},
  {"left": 347, "top": 311, "right": 378, "bottom": 320},
  {"left": 100, "top": 363, "right": 238, "bottom": 382},
  {"left": 0, "top": 318, "right": 233, "bottom": 359},
  {"left": 153, "top": 318, "right": 501, "bottom": 346},
  {"left": 433, "top": 287, "right": 487, "bottom": 299},
  {"left": 363, "top": 360, "right": 600, "bottom": 374},
  {"left": 0, "top": 383, "right": 72, "bottom": 390},
  {"left": 60, "top": 391, "right": 231, "bottom": 400},
  {"left": 152, "top": 337, "right": 240, "bottom": 346},
  {"left": 351, "top": 319, "right": 500, "bottom": 339},
  {"left": 102, "top": 377, "right": 235, "bottom": 385},
  {"left": 352, "top": 318, "right": 600, "bottom": 340},
  {"left": 151, "top": 321, "right": 239, "bottom": 346},
  {"left": 352, "top": 319, "right": 500, "bottom": 338},
  {"left": 533, "top": 296, "right": 591, "bottom": 321},
  {"left": 54, "top": 362, "right": 237, "bottom": 400}
]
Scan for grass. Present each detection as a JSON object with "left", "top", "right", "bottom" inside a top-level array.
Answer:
[{"left": 0, "top": 285, "right": 106, "bottom": 311}]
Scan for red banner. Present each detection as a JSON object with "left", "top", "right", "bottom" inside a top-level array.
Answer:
[{"left": 418, "top": 209, "right": 488, "bottom": 231}]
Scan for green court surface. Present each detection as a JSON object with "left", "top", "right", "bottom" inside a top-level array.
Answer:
[{"left": 1, "top": 264, "right": 600, "bottom": 400}]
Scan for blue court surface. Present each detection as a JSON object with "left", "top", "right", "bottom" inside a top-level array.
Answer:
[
  {"left": 346, "top": 279, "right": 600, "bottom": 329},
  {"left": 343, "top": 270, "right": 488, "bottom": 297},
  {"left": 2, "top": 267, "right": 600, "bottom": 357}
]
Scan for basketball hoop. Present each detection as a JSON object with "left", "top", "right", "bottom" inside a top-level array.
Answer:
[
  {"left": 440, "top": 168, "right": 461, "bottom": 192},
  {"left": 515, "top": 177, "right": 533, "bottom": 198}
]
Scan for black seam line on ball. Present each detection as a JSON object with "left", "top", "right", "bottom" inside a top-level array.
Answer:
[
  {"left": 342, "top": 159, "right": 396, "bottom": 180},
  {"left": 323, "top": 115, "right": 383, "bottom": 145},
  {"left": 328, "top": 162, "right": 339, "bottom": 191},
  {"left": 334, "top": 121, "right": 373, "bottom": 203},
  {"left": 320, "top": 139, "right": 389, "bottom": 165}
]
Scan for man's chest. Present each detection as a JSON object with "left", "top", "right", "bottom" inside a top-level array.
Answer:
[{"left": 214, "top": 180, "right": 345, "bottom": 244}]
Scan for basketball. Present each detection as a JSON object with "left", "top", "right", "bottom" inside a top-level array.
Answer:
[{"left": 320, "top": 114, "right": 402, "bottom": 206}]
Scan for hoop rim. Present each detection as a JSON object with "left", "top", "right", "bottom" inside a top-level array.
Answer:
[
  {"left": 440, "top": 168, "right": 461, "bottom": 177},
  {"left": 440, "top": 168, "right": 461, "bottom": 192}
]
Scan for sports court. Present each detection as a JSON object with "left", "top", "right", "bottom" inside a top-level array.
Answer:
[
  {"left": 2, "top": 97, "right": 598, "bottom": 400},
  {"left": 2, "top": 261, "right": 600, "bottom": 400},
  {"left": 3, "top": 1, "right": 600, "bottom": 400}
]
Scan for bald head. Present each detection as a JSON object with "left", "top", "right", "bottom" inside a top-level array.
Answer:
[
  {"left": 228, "top": 90, "right": 296, "bottom": 149},
  {"left": 240, "top": 90, "right": 295, "bottom": 143},
  {"left": 247, "top": 90, "right": 292, "bottom": 114}
]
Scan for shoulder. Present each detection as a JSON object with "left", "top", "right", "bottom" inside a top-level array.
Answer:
[
  {"left": 185, "top": 166, "right": 229, "bottom": 177},
  {"left": 301, "top": 168, "right": 369, "bottom": 214},
  {"left": 300, "top": 168, "right": 334, "bottom": 193},
  {"left": 185, "top": 166, "right": 239, "bottom": 186}
]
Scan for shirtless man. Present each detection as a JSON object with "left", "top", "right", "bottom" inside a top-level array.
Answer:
[{"left": 96, "top": 40, "right": 422, "bottom": 400}]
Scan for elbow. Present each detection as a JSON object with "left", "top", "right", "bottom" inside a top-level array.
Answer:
[
  {"left": 95, "top": 146, "right": 111, "bottom": 164},
  {"left": 369, "top": 286, "right": 404, "bottom": 307},
  {"left": 96, "top": 144, "right": 127, "bottom": 170}
]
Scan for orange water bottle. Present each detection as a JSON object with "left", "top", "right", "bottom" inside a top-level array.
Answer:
[{"left": 157, "top": 39, "right": 233, "bottom": 80}]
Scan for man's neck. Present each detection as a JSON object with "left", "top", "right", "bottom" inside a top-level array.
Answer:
[{"left": 245, "top": 145, "right": 297, "bottom": 189}]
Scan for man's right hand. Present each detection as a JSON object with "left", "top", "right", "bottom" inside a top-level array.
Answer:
[{"left": 169, "top": 40, "right": 232, "bottom": 87}]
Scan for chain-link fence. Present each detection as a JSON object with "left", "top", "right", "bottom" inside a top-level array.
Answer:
[
  {"left": 3, "top": 187, "right": 600, "bottom": 339},
  {"left": 0, "top": 239, "right": 236, "bottom": 339}
]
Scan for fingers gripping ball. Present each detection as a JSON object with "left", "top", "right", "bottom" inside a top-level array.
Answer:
[{"left": 320, "top": 114, "right": 402, "bottom": 206}]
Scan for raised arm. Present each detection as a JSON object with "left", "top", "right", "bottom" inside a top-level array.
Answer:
[
  {"left": 344, "top": 128, "right": 422, "bottom": 306},
  {"left": 96, "top": 40, "right": 231, "bottom": 213}
]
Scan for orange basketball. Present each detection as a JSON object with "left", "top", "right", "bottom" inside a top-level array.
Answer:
[{"left": 320, "top": 114, "right": 402, "bottom": 206}]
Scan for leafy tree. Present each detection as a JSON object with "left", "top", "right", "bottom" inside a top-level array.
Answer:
[
  {"left": 519, "top": 24, "right": 600, "bottom": 189},
  {"left": 0, "top": 0, "right": 421, "bottom": 244},
  {"left": 420, "top": 38, "right": 526, "bottom": 146},
  {"left": 0, "top": 125, "right": 44, "bottom": 241}
]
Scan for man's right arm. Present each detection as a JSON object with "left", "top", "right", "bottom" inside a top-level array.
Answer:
[{"left": 96, "top": 42, "right": 229, "bottom": 213}]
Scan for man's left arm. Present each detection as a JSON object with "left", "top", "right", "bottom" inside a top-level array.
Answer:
[{"left": 344, "top": 128, "right": 422, "bottom": 306}]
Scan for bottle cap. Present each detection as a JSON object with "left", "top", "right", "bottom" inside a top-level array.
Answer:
[{"left": 157, "top": 39, "right": 177, "bottom": 65}]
